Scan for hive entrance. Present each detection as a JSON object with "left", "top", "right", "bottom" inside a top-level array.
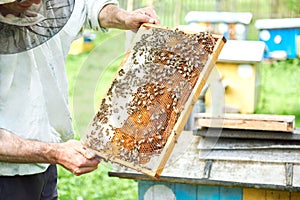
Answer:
[{"left": 83, "top": 24, "right": 226, "bottom": 177}]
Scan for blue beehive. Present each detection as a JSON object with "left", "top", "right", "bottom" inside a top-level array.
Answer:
[
  {"left": 255, "top": 18, "right": 300, "bottom": 59},
  {"left": 184, "top": 11, "right": 253, "bottom": 40}
]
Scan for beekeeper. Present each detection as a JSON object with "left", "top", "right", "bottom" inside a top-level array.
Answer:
[{"left": 0, "top": 0, "right": 159, "bottom": 198}]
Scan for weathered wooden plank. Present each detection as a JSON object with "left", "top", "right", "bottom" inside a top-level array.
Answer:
[
  {"left": 193, "top": 128, "right": 300, "bottom": 141},
  {"left": 110, "top": 162, "right": 300, "bottom": 189},
  {"left": 286, "top": 163, "right": 294, "bottom": 186},
  {"left": 293, "top": 165, "right": 300, "bottom": 187},
  {"left": 194, "top": 113, "right": 295, "bottom": 132},
  {"left": 197, "top": 138, "right": 300, "bottom": 150},
  {"left": 205, "top": 161, "right": 289, "bottom": 188},
  {"left": 198, "top": 149, "right": 300, "bottom": 163},
  {"left": 109, "top": 170, "right": 300, "bottom": 191}
]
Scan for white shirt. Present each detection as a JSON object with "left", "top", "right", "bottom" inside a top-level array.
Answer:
[{"left": 0, "top": 0, "right": 118, "bottom": 176}]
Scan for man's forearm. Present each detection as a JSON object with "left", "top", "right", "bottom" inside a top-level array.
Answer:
[
  {"left": 98, "top": 4, "right": 127, "bottom": 30},
  {"left": 0, "top": 128, "right": 57, "bottom": 164},
  {"left": 0, "top": 128, "right": 100, "bottom": 176}
]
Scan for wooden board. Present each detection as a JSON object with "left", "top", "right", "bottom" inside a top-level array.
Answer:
[
  {"left": 197, "top": 136, "right": 300, "bottom": 164},
  {"left": 194, "top": 113, "right": 295, "bottom": 132},
  {"left": 82, "top": 23, "right": 226, "bottom": 178},
  {"left": 194, "top": 128, "right": 300, "bottom": 141}
]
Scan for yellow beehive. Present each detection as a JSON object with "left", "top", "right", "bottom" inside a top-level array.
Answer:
[{"left": 205, "top": 40, "right": 265, "bottom": 114}]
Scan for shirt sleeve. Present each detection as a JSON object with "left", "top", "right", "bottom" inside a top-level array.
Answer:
[{"left": 86, "top": 0, "right": 119, "bottom": 32}]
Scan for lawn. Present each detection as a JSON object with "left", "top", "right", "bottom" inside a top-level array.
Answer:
[
  {"left": 255, "top": 58, "right": 300, "bottom": 127},
  {"left": 58, "top": 29, "right": 300, "bottom": 199}
]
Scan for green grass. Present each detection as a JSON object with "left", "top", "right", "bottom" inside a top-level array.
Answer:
[
  {"left": 58, "top": 28, "right": 300, "bottom": 199},
  {"left": 58, "top": 164, "right": 137, "bottom": 200},
  {"left": 255, "top": 58, "right": 300, "bottom": 127}
]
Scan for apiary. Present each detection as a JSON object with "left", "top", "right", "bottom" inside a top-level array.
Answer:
[{"left": 82, "top": 23, "right": 226, "bottom": 178}]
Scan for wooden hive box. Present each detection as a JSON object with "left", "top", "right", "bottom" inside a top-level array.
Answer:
[{"left": 82, "top": 24, "right": 226, "bottom": 178}]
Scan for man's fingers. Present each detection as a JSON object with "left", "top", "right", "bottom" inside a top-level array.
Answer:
[
  {"left": 73, "top": 165, "right": 99, "bottom": 176},
  {"left": 143, "top": 7, "right": 160, "bottom": 24},
  {"left": 72, "top": 157, "right": 100, "bottom": 175},
  {"left": 134, "top": 7, "right": 160, "bottom": 25}
]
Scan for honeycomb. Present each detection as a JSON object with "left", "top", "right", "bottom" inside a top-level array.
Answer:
[{"left": 83, "top": 24, "right": 226, "bottom": 177}]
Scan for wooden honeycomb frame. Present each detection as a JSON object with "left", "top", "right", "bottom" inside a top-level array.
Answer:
[{"left": 82, "top": 24, "right": 226, "bottom": 178}]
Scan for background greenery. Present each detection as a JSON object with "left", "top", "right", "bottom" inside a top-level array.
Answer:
[{"left": 256, "top": 58, "right": 300, "bottom": 125}]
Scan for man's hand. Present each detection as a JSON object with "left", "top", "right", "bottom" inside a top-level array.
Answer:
[
  {"left": 55, "top": 140, "right": 100, "bottom": 176},
  {"left": 0, "top": 129, "right": 100, "bottom": 176},
  {"left": 99, "top": 5, "right": 160, "bottom": 32},
  {"left": 121, "top": 7, "right": 160, "bottom": 32}
]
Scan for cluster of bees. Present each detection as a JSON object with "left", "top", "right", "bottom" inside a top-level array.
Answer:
[{"left": 84, "top": 27, "right": 216, "bottom": 169}]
